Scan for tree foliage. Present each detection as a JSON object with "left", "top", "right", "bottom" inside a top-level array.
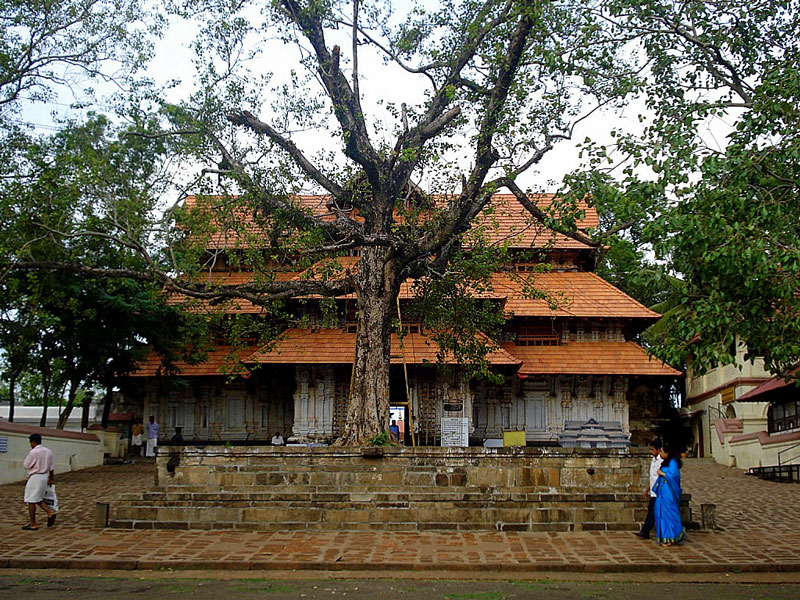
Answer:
[
  {"left": 5, "top": 0, "right": 800, "bottom": 441},
  {"left": 564, "top": 0, "right": 800, "bottom": 376},
  {"left": 0, "top": 0, "right": 158, "bottom": 119},
  {"left": 0, "top": 115, "right": 205, "bottom": 426}
]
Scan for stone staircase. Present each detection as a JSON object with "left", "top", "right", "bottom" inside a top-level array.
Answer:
[
  {"left": 112, "top": 486, "right": 644, "bottom": 532},
  {"left": 110, "top": 446, "right": 670, "bottom": 532}
]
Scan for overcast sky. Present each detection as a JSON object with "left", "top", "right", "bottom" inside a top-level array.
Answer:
[{"left": 16, "top": 3, "right": 737, "bottom": 196}]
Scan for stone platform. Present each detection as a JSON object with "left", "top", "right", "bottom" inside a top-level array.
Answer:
[
  {"left": 1, "top": 459, "right": 798, "bottom": 573},
  {"left": 109, "top": 446, "right": 685, "bottom": 532}
]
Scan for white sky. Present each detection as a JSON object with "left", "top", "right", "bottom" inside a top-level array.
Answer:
[{"left": 15, "top": 2, "right": 738, "bottom": 196}]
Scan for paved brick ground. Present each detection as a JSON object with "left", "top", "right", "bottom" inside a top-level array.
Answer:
[{"left": 1, "top": 458, "right": 798, "bottom": 572}]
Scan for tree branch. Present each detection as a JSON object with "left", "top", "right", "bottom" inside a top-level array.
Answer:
[
  {"left": 500, "top": 177, "right": 601, "bottom": 248},
  {"left": 226, "top": 110, "right": 345, "bottom": 197},
  {"left": 280, "top": 0, "right": 382, "bottom": 177}
]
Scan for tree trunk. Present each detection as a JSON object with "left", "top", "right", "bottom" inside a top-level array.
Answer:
[
  {"left": 8, "top": 370, "right": 17, "bottom": 422},
  {"left": 336, "top": 246, "right": 399, "bottom": 446},
  {"left": 101, "top": 381, "right": 113, "bottom": 429},
  {"left": 81, "top": 392, "right": 92, "bottom": 431},
  {"left": 39, "top": 367, "right": 52, "bottom": 428},
  {"left": 57, "top": 379, "right": 79, "bottom": 429}
]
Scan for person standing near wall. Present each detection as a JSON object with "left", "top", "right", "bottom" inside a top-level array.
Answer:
[
  {"left": 634, "top": 438, "right": 663, "bottom": 539},
  {"left": 145, "top": 416, "right": 159, "bottom": 457},
  {"left": 389, "top": 420, "right": 400, "bottom": 443},
  {"left": 131, "top": 418, "right": 144, "bottom": 457},
  {"left": 653, "top": 442, "right": 686, "bottom": 546},
  {"left": 21, "top": 433, "right": 56, "bottom": 530}
]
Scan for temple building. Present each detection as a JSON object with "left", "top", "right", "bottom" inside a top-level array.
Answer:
[{"left": 117, "top": 194, "right": 680, "bottom": 446}]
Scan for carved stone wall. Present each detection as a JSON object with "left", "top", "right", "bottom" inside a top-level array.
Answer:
[
  {"left": 472, "top": 375, "right": 631, "bottom": 444},
  {"left": 133, "top": 368, "right": 294, "bottom": 442}
]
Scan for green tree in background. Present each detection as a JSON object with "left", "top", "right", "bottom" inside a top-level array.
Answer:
[
  {"left": 0, "top": 0, "right": 158, "bottom": 118},
  {"left": 0, "top": 115, "right": 205, "bottom": 427},
  {"left": 565, "top": 0, "right": 800, "bottom": 376}
]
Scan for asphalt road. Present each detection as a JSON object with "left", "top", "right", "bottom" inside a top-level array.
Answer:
[{"left": 2, "top": 575, "right": 800, "bottom": 600}]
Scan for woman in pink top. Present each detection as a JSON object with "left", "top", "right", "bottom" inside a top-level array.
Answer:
[{"left": 22, "top": 433, "right": 56, "bottom": 530}]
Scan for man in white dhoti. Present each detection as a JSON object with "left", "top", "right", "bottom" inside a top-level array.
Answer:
[
  {"left": 145, "top": 415, "right": 159, "bottom": 457},
  {"left": 22, "top": 433, "right": 55, "bottom": 530}
]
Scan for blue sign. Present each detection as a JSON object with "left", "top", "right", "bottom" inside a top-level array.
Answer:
[{"left": 0, "top": 436, "right": 7, "bottom": 452}]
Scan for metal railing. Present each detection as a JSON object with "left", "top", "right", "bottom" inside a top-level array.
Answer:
[
  {"left": 778, "top": 441, "right": 800, "bottom": 467},
  {"left": 748, "top": 464, "right": 800, "bottom": 483}
]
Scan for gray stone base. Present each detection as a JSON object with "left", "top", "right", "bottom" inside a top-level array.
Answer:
[{"left": 111, "top": 446, "right": 691, "bottom": 532}]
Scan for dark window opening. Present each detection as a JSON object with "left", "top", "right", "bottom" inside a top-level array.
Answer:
[
  {"left": 770, "top": 400, "right": 800, "bottom": 433},
  {"left": 515, "top": 323, "right": 560, "bottom": 346}
]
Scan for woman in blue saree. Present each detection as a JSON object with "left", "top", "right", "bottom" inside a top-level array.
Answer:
[{"left": 652, "top": 442, "right": 685, "bottom": 546}]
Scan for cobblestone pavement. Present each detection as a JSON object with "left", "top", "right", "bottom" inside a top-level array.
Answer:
[{"left": 1, "top": 458, "right": 798, "bottom": 573}]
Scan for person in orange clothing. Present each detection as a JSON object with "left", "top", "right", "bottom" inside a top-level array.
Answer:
[{"left": 131, "top": 418, "right": 144, "bottom": 457}]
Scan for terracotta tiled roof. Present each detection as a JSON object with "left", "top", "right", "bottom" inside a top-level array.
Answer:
[
  {"left": 471, "top": 194, "right": 599, "bottom": 250},
  {"left": 247, "top": 328, "right": 520, "bottom": 366},
  {"left": 185, "top": 193, "right": 598, "bottom": 251},
  {"left": 166, "top": 271, "right": 300, "bottom": 314},
  {"left": 128, "top": 346, "right": 255, "bottom": 377},
  {"left": 491, "top": 272, "right": 660, "bottom": 319},
  {"left": 504, "top": 341, "right": 681, "bottom": 376},
  {"left": 170, "top": 268, "right": 658, "bottom": 321},
  {"left": 183, "top": 195, "right": 338, "bottom": 249},
  {"left": 292, "top": 256, "right": 359, "bottom": 280},
  {"left": 737, "top": 365, "right": 800, "bottom": 402}
]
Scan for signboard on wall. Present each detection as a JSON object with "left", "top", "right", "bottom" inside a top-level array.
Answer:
[
  {"left": 0, "top": 436, "right": 7, "bottom": 452},
  {"left": 721, "top": 386, "right": 736, "bottom": 404},
  {"left": 441, "top": 417, "right": 469, "bottom": 447}
]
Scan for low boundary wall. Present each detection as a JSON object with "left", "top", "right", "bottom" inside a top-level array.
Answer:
[{"left": 0, "top": 421, "right": 102, "bottom": 485}]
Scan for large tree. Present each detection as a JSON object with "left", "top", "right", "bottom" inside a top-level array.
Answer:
[
  {"left": 0, "top": 114, "right": 205, "bottom": 426},
  {"left": 7, "top": 0, "right": 798, "bottom": 443},
  {"left": 150, "top": 0, "right": 638, "bottom": 444}
]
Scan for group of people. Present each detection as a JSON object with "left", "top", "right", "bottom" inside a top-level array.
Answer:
[
  {"left": 131, "top": 416, "right": 160, "bottom": 457},
  {"left": 636, "top": 438, "right": 686, "bottom": 546}
]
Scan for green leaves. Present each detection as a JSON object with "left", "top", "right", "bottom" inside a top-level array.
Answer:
[{"left": 565, "top": 1, "right": 800, "bottom": 376}]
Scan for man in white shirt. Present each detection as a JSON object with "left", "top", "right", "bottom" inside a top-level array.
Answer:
[
  {"left": 22, "top": 433, "right": 56, "bottom": 530},
  {"left": 635, "top": 439, "right": 663, "bottom": 539},
  {"left": 145, "top": 416, "right": 159, "bottom": 457},
  {"left": 271, "top": 432, "right": 285, "bottom": 446}
]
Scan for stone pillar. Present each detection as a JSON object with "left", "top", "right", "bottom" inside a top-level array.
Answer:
[
  {"left": 455, "top": 370, "right": 475, "bottom": 432},
  {"left": 559, "top": 382, "right": 572, "bottom": 430},
  {"left": 292, "top": 368, "right": 310, "bottom": 438},
  {"left": 576, "top": 376, "right": 591, "bottom": 423},
  {"left": 613, "top": 377, "right": 629, "bottom": 433}
]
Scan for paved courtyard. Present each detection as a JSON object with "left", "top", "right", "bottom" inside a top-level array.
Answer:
[{"left": 1, "top": 458, "right": 798, "bottom": 573}]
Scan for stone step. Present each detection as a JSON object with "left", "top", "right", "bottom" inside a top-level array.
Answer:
[
  {"left": 124, "top": 490, "right": 640, "bottom": 503},
  {"left": 120, "top": 490, "right": 642, "bottom": 507},
  {"left": 110, "top": 502, "right": 643, "bottom": 533},
  {"left": 117, "top": 500, "right": 641, "bottom": 513},
  {"left": 136, "top": 484, "right": 630, "bottom": 495},
  {"left": 108, "top": 519, "right": 640, "bottom": 533}
]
